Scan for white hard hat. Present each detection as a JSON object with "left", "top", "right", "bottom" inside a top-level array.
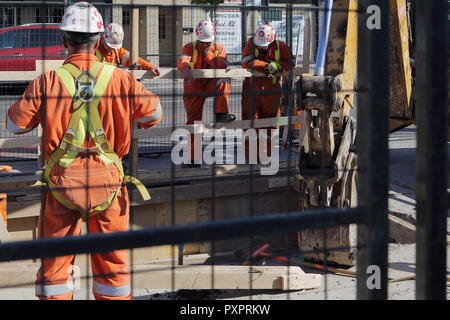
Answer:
[
  {"left": 59, "top": 2, "right": 104, "bottom": 34},
  {"left": 253, "top": 24, "right": 276, "bottom": 47},
  {"left": 195, "top": 19, "right": 215, "bottom": 42},
  {"left": 104, "top": 23, "right": 124, "bottom": 49}
]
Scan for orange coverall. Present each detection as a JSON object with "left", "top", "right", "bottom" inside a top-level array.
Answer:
[
  {"left": 7, "top": 54, "right": 162, "bottom": 300},
  {"left": 241, "top": 38, "right": 294, "bottom": 158},
  {"left": 96, "top": 45, "right": 156, "bottom": 69},
  {"left": 177, "top": 41, "right": 231, "bottom": 161}
]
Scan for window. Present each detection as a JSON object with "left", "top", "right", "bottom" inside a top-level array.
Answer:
[
  {"left": 122, "top": 9, "right": 131, "bottom": 26},
  {"left": 261, "top": 9, "right": 282, "bottom": 23},
  {"left": 26, "top": 29, "right": 62, "bottom": 48},
  {"left": 0, "top": 31, "right": 14, "bottom": 49},
  {"left": 159, "top": 13, "right": 166, "bottom": 40},
  {"left": 36, "top": 7, "right": 64, "bottom": 24},
  {"left": 0, "top": 29, "right": 26, "bottom": 49},
  {"left": 0, "top": 7, "right": 21, "bottom": 28},
  {"left": 46, "top": 29, "right": 63, "bottom": 46}
]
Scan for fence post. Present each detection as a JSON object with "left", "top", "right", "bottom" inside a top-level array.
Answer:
[
  {"left": 356, "top": 0, "right": 389, "bottom": 300},
  {"left": 241, "top": 3, "right": 247, "bottom": 53},
  {"left": 130, "top": 7, "right": 140, "bottom": 178},
  {"left": 415, "top": 0, "right": 448, "bottom": 300}
]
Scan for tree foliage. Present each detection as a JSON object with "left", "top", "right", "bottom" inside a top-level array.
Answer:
[
  {"left": 190, "top": 0, "right": 225, "bottom": 24},
  {"left": 190, "top": 0, "right": 224, "bottom": 5}
]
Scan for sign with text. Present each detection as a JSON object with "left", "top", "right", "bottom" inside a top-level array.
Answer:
[
  {"left": 210, "top": 10, "right": 242, "bottom": 55},
  {"left": 270, "top": 14, "right": 305, "bottom": 62}
]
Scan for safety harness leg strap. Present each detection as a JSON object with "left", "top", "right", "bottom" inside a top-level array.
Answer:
[{"left": 124, "top": 176, "right": 151, "bottom": 200}]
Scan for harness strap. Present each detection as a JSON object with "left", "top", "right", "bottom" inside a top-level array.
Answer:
[
  {"left": 95, "top": 49, "right": 104, "bottom": 63},
  {"left": 114, "top": 49, "right": 121, "bottom": 65},
  {"left": 95, "top": 49, "right": 120, "bottom": 66}
]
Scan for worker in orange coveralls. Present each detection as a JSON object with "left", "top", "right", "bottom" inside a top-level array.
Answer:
[
  {"left": 177, "top": 19, "right": 236, "bottom": 167},
  {"left": 96, "top": 22, "right": 160, "bottom": 76},
  {"left": 241, "top": 24, "right": 294, "bottom": 161},
  {"left": 6, "top": 2, "right": 162, "bottom": 300}
]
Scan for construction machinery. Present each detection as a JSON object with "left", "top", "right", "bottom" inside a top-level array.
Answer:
[{"left": 294, "top": 0, "right": 415, "bottom": 266}]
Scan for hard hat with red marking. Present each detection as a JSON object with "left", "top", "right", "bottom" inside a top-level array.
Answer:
[
  {"left": 195, "top": 19, "right": 216, "bottom": 42},
  {"left": 253, "top": 24, "right": 276, "bottom": 47},
  {"left": 59, "top": 2, "right": 104, "bottom": 33},
  {"left": 104, "top": 23, "right": 124, "bottom": 49}
]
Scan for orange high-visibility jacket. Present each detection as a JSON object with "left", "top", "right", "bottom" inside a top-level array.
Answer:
[
  {"left": 241, "top": 37, "right": 294, "bottom": 82},
  {"left": 7, "top": 53, "right": 162, "bottom": 161},
  {"left": 178, "top": 41, "right": 229, "bottom": 71},
  {"left": 96, "top": 45, "right": 156, "bottom": 70}
]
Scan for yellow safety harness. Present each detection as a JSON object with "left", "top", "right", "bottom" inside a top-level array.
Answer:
[
  {"left": 189, "top": 41, "right": 219, "bottom": 69},
  {"left": 37, "top": 61, "right": 150, "bottom": 220},
  {"left": 255, "top": 40, "right": 280, "bottom": 84},
  {"left": 95, "top": 49, "right": 121, "bottom": 66}
]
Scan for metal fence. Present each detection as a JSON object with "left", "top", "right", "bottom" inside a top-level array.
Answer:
[{"left": 0, "top": 0, "right": 447, "bottom": 302}]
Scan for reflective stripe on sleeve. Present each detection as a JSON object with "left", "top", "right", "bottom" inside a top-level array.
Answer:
[
  {"left": 93, "top": 281, "right": 131, "bottom": 297},
  {"left": 121, "top": 52, "right": 130, "bottom": 67},
  {"left": 6, "top": 116, "right": 32, "bottom": 134},
  {"left": 136, "top": 100, "right": 162, "bottom": 123},
  {"left": 36, "top": 281, "right": 74, "bottom": 297}
]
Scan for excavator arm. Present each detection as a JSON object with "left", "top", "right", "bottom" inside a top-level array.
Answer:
[{"left": 295, "top": 0, "right": 413, "bottom": 266}]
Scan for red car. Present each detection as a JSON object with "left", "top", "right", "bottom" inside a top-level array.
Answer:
[{"left": 0, "top": 23, "right": 65, "bottom": 71}]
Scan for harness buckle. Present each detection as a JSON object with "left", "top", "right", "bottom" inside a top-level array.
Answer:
[{"left": 75, "top": 72, "right": 96, "bottom": 103}]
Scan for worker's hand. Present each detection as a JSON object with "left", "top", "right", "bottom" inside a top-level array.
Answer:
[
  {"left": 182, "top": 66, "right": 194, "bottom": 83},
  {"left": 129, "top": 62, "right": 142, "bottom": 70},
  {"left": 149, "top": 66, "right": 161, "bottom": 77},
  {"left": 267, "top": 61, "right": 281, "bottom": 75}
]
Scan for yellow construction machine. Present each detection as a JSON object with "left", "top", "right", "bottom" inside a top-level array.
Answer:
[{"left": 295, "top": 0, "right": 415, "bottom": 266}]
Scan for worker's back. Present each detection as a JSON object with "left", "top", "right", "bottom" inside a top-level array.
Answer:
[{"left": 7, "top": 53, "right": 162, "bottom": 162}]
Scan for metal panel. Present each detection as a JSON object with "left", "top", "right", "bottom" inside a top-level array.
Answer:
[
  {"left": 415, "top": 0, "right": 448, "bottom": 300},
  {"left": 356, "top": 0, "right": 389, "bottom": 300},
  {"left": 0, "top": 207, "right": 363, "bottom": 263}
]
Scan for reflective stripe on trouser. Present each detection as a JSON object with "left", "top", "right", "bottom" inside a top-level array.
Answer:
[
  {"left": 36, "top": 187, "right": 130, "bottom": 300},
  {"left": 36, "top": 280, "right": 74, "bottom": 297},
  {"left": 183, "top": 78, "right": 231, "bottom": 162},
  {"left": 93, "top": 281, "right": 131, "bottom": 297}
]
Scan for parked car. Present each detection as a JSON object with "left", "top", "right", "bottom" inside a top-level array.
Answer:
[{"left": 0, "top": 23, "right": 65, "bottom": 72}]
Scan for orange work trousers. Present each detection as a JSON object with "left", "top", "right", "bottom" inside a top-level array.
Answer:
[
  {"left": 183, "top": 78, "right": 231, "bottom": 162},
  {"left": 35, "top": 187, "right": 130, "bottom": 300},
  {"left": 241, "top": 78, "right": 282, "bottom": 161}
]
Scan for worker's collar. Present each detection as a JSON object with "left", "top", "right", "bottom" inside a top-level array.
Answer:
[
  {"left": 64, "top": 53, "right": 100, "bottom": 67},
  {"left": 99, "top": 41, "right": 113, "bottom": 55}
]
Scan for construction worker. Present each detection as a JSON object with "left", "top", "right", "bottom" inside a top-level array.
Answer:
[
  {"left": 241, "top": 24, "right": 294, "bottom": 160},
  {"left": 178, "top": 19, "right": 235, "bottom": 166},
  {"left": 96, "top": 22, "right": 160, "bottom": 76},
  {"left": 6, "top": 2, "right": 162, "bottom": 300}
]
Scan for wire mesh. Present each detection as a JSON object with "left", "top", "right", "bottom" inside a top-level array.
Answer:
[
  {"left": 0, "top": 0, "right": 361, "bottom": 302},
  {"left": 0, "top": 0, "right": 441, "bottom": 304}
]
